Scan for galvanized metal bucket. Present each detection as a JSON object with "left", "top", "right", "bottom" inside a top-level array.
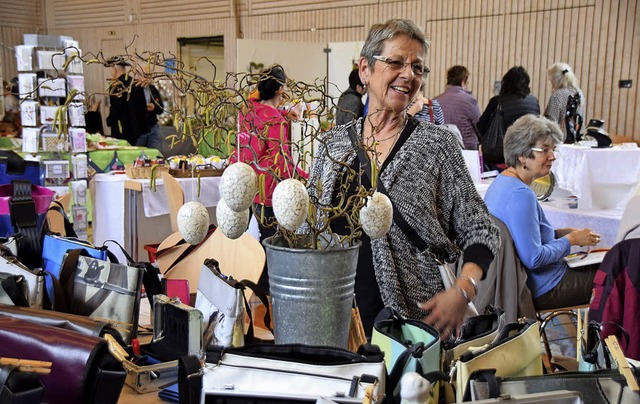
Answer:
[{"left": 263, "top": 236, "right": 360, "bottom": 348}]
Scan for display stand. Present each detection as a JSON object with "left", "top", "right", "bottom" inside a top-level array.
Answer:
[{"left": 16, "top": 34, "right": 89, "bottom": 238}]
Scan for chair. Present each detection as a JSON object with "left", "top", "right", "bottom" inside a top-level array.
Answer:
[
  {"left": 161, "top": 171, "right": 184, "bottom": 233},
  {"left": 535, "top": 304, "right": 590, "bottom": 372}
]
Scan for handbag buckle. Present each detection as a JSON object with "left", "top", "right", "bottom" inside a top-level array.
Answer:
[{"left": 9, "top": 198, "right": 37, "bottom": 228}]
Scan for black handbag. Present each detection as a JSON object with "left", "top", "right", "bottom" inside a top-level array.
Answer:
[
  {"left": 480, "top": 103, "right": 506, "bottom": 166},
  {"left": 0, "top": 365, "right": 44, "bottom": 404}
]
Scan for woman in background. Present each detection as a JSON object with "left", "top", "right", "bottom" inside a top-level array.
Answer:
[
  {"left": 544, "top": 62, "right": 584, "bottom": 140},
  {"left": 236, "top": 65, "right": 307, "bottom": 292},
  {"left": 477, "top": 66, "right": 540, "bottom": 169},
  {"left": 484, "top": 114, "right": 600, "bottom": 310}
]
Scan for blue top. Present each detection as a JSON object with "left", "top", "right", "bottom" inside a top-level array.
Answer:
[{"left": 484, "top": 174, "right": 570, "bottom": 298}]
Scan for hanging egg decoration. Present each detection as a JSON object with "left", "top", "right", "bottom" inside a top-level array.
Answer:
[
  {"left": 220, "top": 162, "right": 258, "bottom": 212},
  {"left": 216, "top": 198, "right": 250, "bottom": 239},
  {"left": 359, "top": 191, "right": 393, "bottom": 239},
  {"left": 177, "top": 201, "right": 210, "bottom": 245},
  {"left": 272, "top": 179, "right": 309, "bottom": 231}
]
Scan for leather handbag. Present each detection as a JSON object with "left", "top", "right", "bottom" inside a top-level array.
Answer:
[
  {"left": 0, "top": 246, "right": 44, "bottom": 308},
  {"left": 480, "top": 103, "right": 506, "bottom": 166},
  {"left": 452, "top": 318, "right": 543, "bottom": 402},
  {"left": 57, "top": 248, "right": 144, "bottom": 344},
  {"left": 41, "top": 234, "right": 109, "bottom": 306},
  {"left": 466, "top": 369, "right": 640, "bottom": 403},
  {"left": 0, "top": 315, "right": 125, "bottom": 404},
  {"left": 371, "top": 307, "right": 441, "bottom": 399},
  {"left": 202, "top": 344, "right": 386, "bottom": 403},
  {"left": 442, "top": 306, "right": 506, "bottom": 372},
  {"left": 0, "top": 304, "right": 125, "bottom": 344},
  {"left": 0, "top": 365, "right": 44, "bottom": 404},
  {"left": 196, "top": 258, "right": 271, "bottom": 349}
]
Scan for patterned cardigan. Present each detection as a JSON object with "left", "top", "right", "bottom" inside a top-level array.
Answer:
[{"left": 306, "top": 118, "right": 500, "bottom": 319}]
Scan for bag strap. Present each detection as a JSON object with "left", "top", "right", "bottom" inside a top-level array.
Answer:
[
  {"left": 103, "top": 239, "right": 163, "bottom": 307},
  {"left": 0, "top": 276, "right": 29, "bottom": 307},
  {"left": 47, "top": 201, "right": 78, "bottom": 238},
  {"left": 427, "top": 98, "right": 434, "bottom": 123},
  {"left": 10, "top": 180, "right": 41, "bottom": 269},
  {"left": 347, "top": 123, "right": 434, "bottom": 255},
  {"left": 58, "top": 248, "right": 111, "bottom": 315},
  {"left": 178, "top": 355, "right": 202, "bottom": 404},
  {"left": 238, "top": 278, "right": 273, "bottom": 336}
]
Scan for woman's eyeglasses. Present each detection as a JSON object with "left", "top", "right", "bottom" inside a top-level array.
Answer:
[
  {"left": 373, "top": 55, "right": 429, "bottom": 76},
  {"left": 531, "top": 146, "right": 559, "bottom": 155}
]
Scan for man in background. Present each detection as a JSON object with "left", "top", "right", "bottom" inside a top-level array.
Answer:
[
  {"left": 134, "top": 67, "right": 164, "bottom": 150},
  {"left": 335, "top": 68, "right": 366, "bottom": 126},
  {"left": 105, "top": 58, "right": 148, "bottom": 145},
  {"left": 434, "top": 65, "right": 482, "bottom": 150}
]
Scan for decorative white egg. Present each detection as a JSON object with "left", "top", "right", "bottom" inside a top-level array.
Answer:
[
  {"left": 400, "top": 372, "right": 432, "bottom": 403},
  {"left": 272, "top": 179, "right": 309, "bottom": 231},
  {"left": 216, "top": 198, "right": 250, "bottom": 239},
  {"left": 177, "top": 201, "right": 210, "bottom": 245},
  {"left": 220, "top": 162, "right": 258, "bottom": 212},
  {"left": 359, "top": 191, "right": 393, "bottom": 239}
]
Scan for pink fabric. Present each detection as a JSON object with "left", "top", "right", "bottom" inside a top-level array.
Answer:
[
  {"left": 0, "top": 184, "right": 55, "bottom": 215},
  {"left": 232, "top": 99, "right": 307, "bottom": 206}
]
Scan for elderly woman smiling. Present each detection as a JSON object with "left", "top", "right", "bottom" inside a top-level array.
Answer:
[
  {"left": 484, "top": 114, "right": 601, "bottom": 310},
  {"left": 306, "top": 19, "right": 499, "bottom": 338}
]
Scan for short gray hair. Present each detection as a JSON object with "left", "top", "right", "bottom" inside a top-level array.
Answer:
[
  {"left": 547, "top": 62, "right": 579, "bottom": 90},
  {"left": 503, "top": 114, "right": 563, "bottom": 168},
  {"left": 361, "top": 19, "right": 429, "bottom": 67}
]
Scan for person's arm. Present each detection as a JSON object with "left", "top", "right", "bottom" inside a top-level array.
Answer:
[
  {"left": 544, "top": 92, "right": 563, "bottom": 123},
  {"left": 505, "top": 187, "right": 570, "bottom": 269}
]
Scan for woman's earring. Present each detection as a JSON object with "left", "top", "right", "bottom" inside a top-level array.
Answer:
[{"left": 523, "top": 163, "right": 528, "bottom": 170}]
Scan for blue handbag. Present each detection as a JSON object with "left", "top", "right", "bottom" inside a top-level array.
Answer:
[
  {"left": 0, "top": 151, "right": 43, "bottom": 186},
  {"left": 42, "top": 234, "right": 109, "bottom": 307}
]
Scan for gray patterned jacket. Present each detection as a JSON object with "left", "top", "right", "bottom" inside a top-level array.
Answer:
[{"left": 306, "top": 118, "right": 500, "bottom": 319}]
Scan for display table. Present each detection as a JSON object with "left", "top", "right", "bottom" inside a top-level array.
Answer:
[
  {"left": 551, "top": 144, "right": 640, "bottom": 210},
  {"left": 91, "top": 173, "right": 221, "bottom": 262}
]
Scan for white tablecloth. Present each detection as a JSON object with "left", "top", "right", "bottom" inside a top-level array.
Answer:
[
  {"left": 551, "top": 144, "right": 640, "bottom": 210},
  {"left": 91, "top": 174, "right": 222, "bottom": 261}
]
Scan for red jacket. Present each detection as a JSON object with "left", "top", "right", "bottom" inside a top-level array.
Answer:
[
  {"left": 589, "top": 238, "right": 640, "bottom": 360},
  {"left": 233, "top": 99, "right": 307, "bottom": 206}
]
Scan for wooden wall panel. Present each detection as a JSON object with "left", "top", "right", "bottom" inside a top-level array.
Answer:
[{"left": 1, "top": 0, "right": 638, "bottom": 140}]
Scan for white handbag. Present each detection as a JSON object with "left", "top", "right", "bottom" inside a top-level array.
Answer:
[
  {"left": 0, "top": 246, "right": 44, "bottom": 308},
  {"left": 203, "top": 344, "right": 386, "bottom": 402}
]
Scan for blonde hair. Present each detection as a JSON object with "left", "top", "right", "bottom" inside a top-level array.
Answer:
[{"left": 547, "top": 62, "right": 579, "bottom": 90}]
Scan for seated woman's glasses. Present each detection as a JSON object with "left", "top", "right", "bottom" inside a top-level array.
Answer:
[
  {"left": 531, "top": 146, "right": 559, "bottom": 155},
  {"left": 373, "top": 55, "right": 429, "bottom": 76}
]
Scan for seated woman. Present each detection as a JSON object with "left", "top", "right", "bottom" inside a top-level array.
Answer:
[{"left": 484, "top": 114, "right": 601, "bottom": 310}]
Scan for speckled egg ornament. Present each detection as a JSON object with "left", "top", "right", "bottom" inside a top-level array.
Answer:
[
  {"left": 216, "top": 198, "right": 250, "bottom": 239},
  {"left": 359, "top": 191, "right": 393, "bottom": 239},
  {"left": 272, "top": 179, "right": 309, "bottom": 231},
  {"left": 220, "top": 162, "right": 258, "bottom": 212},
  {"left": 177, "top": 201, "right": 210, "bottom": 245}
]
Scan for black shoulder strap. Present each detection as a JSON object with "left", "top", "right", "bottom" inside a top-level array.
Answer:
[
  {"left": 178, "top": 355, "right": 202, "bottom": 404},
  {"left": 347, "top": 123, "right": 429, "bottom": 253},
  {"left": 10, "top": 180, "right": 42, "bottom": 269}
]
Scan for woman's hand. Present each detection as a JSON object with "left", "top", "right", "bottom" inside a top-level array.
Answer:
[
  {"left": 418, "top": 288, "right": 468, "bottom": 340},
  {"left": 565, "top": 228, "right": 600, "bottom": 246}
]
